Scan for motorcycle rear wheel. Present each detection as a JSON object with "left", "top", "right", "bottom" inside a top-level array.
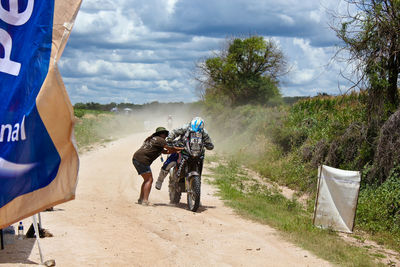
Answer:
[{"left": 187, "top": 175, "right": 201, "bottom": 212}]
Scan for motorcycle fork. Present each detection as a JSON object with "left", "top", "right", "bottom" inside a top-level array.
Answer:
[{"left": 185, "top": 160, "right": 196, "bottom": 193}]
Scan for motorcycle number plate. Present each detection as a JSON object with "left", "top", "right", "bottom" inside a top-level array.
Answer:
[
  {"left": 191, "top": 137, "right": 201, "bottom": 143},
  {"left": 190, "top": 132, "right": 202, "bottom": 144}
]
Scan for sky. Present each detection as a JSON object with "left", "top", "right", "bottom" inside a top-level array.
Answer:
[{"left": 59, "top": 0, "right": 352, "bottom": 104}]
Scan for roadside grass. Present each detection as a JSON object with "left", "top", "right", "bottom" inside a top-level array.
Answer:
[
  {"left": 204, "top": 154, "right": 219, "bottom": 164},
  {"left": 74, "top": 109, "right": 144, "bottom": 150},
  {"left": 208, "top": 158, "right": 384, "bottom": 267},
  {"left": 74, "top": 108, "right": 111, "bottom": 118}
]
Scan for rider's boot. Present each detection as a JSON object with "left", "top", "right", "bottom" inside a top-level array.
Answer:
[{"left": 155, "top": 169, "right": 169, "bottom": 190}]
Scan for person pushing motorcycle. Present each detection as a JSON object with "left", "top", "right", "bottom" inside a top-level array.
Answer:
[
  {"left": 155, "top": 117, "right": 214, "bottom": 190},
  {"left": 132, "top": 127, "right": 183, "bottom": 205}
]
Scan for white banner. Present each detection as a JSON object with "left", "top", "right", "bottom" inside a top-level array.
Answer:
[{"left": 313, "top": 165, "right": 361, "bottom": 233}]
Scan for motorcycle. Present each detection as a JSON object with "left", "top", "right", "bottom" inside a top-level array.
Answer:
[{"left": 168, "top": 131, "right": 205, "bottom": 212}]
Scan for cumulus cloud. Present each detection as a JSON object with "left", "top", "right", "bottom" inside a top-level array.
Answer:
[{"left": 59, "top": 0, "right": 351, "bottom": 104}]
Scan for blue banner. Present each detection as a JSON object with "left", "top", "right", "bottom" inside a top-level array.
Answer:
[{"left": 0, "top": 0, "right": 60, "bottom": 208}]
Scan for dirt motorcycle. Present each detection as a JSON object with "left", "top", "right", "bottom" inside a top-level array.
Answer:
[{"left": 168, "top": 131, "right": 205, "bottom": 212}]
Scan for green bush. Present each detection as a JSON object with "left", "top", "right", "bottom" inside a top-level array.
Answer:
[
  {"left": 357, "top": 165, "right": 400, "bottom": 234},
  {"left": 74, "top": 108, "right": 86, "bottom": 118}
]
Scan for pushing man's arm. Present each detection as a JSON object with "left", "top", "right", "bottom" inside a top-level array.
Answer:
[
  {"left": 166, "top": 124, "right": 188, "bottom": 143},
  {"left": 163, "top": 145, "right": 184, "bottom": 154}
]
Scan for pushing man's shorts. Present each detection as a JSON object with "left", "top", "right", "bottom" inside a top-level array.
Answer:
[{"left": 132, "top": 158, "right": 151, "bottom": 175}]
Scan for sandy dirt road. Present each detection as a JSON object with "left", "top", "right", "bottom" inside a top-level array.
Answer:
[{"left": 0, "top": 132, "right": 331, "bottom": 266}]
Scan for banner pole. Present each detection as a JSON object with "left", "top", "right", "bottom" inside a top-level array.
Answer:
[
  {"left": 38, "top": 212, "right": 42, "bottom": 229},
  {"left": 313, "top": 165, "right": 323, "bottom": 225},
  {"left": 32, "top": 215, "right": 44, "bottom": 265},
  {"left": 351, "top": 171, "right": 362, "bottom": 232},
  {"left": 0, "top": 229, "right": 4, "bottom": 250}
]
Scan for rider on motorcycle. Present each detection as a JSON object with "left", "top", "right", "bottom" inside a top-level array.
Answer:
[{"left": 155, "top": 117, "right": 214, "bottom": 190}]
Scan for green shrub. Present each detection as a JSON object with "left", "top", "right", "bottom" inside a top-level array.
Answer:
[
  {"left": 74, "top": 108, "right": 86, "bottom": 118},
  {"left": 369, "top": 110, "right": 400, "bottom": 184},
  {"left": 357, "top": 165, "right": 400, "bottom": 234}
]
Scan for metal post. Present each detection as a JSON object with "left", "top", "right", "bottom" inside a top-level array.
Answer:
[{"left": 32, "top": 215, "right": 44, "bottom": 265}]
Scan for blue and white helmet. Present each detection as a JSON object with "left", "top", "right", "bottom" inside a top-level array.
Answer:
[{"left": 190, "top": 117, "right": 204, "bottom": 132}]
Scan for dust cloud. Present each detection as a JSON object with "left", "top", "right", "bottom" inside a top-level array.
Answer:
[{"left": 75, "top": 104, "right": 203, "bottom": 150}]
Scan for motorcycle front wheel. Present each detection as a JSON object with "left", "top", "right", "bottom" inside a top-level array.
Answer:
[
  {"left": 169, "top": 171, "right": 181, "bottom": 204},
  {"left": 187, "top": 175, "right": 201, "bottom": 212}
]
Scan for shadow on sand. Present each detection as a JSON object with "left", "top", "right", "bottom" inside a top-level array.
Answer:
[
  {"left": 153, "top": 202, "right": 216, "bottom": 213},
  {"left": 43, "top": 207, "right": 65, "bottom": 212},
  {"left": 0, "top": 237, "right": 38, "bottom": 265}
]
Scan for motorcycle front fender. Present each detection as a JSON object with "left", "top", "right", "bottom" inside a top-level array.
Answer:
[{"left": 187, "top": 171, "right": 200, "bottom": 178}]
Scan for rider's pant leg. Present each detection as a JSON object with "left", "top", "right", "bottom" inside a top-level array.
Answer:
[{"left": 156, "top": 161, "right": 177, "bottom": 190}]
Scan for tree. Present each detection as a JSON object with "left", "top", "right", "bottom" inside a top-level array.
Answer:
[
  {"left": 334, "top": 0, "right": 400, "bottom": 115},
  {"left": 196, "top": 36, "right": 287, "bottom": 106}
]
